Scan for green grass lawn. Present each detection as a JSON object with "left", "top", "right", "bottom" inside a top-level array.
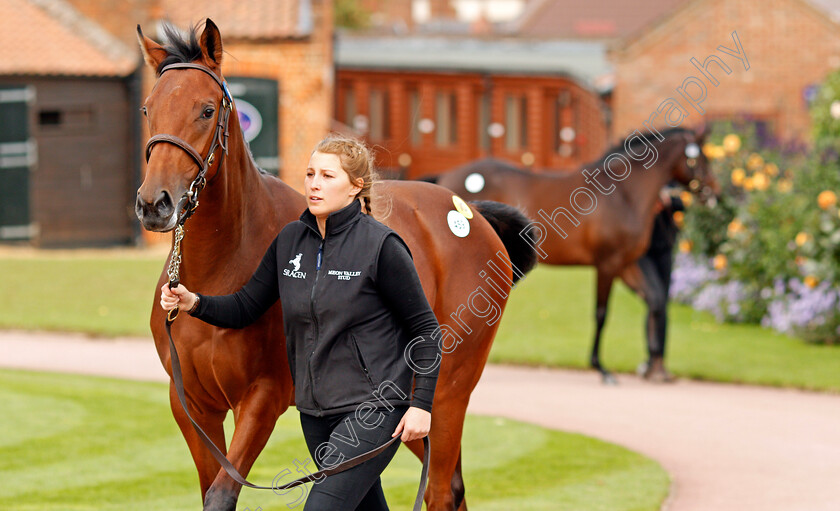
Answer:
[
  {"left": 0, "top": 369, "right": 668, "bottom": 510},
  {"left": 0, "top": 252, "right": 838, "bottom": 391},
  {"left": 492, "top": 265, "right": 840, "bottom": 392},
  {"left": 0, "top": 252, "right": 162, "bottom": 337}
]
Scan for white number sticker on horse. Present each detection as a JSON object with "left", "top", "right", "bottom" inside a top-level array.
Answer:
[
  {"left": 447, "top": 210, "right": 470, "bottom": 238},
  {"left": 464, "top": 173, "right": 485, "bottom": 194}
]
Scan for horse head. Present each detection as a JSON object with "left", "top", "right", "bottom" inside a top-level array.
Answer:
[
  {"left": 134, "top": 19, "right": 232, "bottom": 232},
  {"left": 672, "top": 124, "right": 720, "bottom": 205}
]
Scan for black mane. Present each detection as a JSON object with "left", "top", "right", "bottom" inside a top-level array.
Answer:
[
  {"left": 596, "top": 127, "right": 690, "bottom": 164},
  {"left": 156, "top": 23, "right": 203, "bottom": 74}
]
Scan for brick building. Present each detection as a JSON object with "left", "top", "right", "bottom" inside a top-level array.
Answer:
[
  {"left": 508, "top": 0, "right": 687, "bottom": 40},
  {"left": 610, "top": 0, "right": 840, "bottom": 142},
  {"left": 0, "top": 0, "right": 138, "bottom": 246},
  {"left": 336, "top": 35, "right": 611, "bottom": 178},
  {"left": 63, "top": 0, "right": 334, "bottom": 191}
]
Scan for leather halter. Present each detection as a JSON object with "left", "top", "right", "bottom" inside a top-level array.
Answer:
[{"left": 145, "top": 63, "right": 233, "bottom": 224}]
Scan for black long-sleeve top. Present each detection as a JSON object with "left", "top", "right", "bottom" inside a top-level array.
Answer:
[{"left": 191, "top": 201, "right": 441, "bottom": 415}]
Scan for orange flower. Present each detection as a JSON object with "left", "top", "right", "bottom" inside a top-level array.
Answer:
[
  {"left": 703, "top": 144, "right": 725, "bottom": 160},
  {"left": 673, "top": 211, "right": 684, "bottom": 227},
  {"left": 777, "top": 179, "right": 793, "bottom": 193},
  {"left": 743, "top": 177, "right": 755, "bottom": 191},
  {"left": 804, "top": 276, "right": 819, "bottom": 288},
  {"left": 727, "top": 219, "right": 745, "bottom": 235},
  {"left": 747, "top": 153, "right": 764, "bottom": 170},
  {"left": 753, "top": 172, "right": 770, "bottom": 191},
  {"left": 795, "top": 232, "right": 811, "bottom": 247},
  {"left": 679, "top": 240, "right": 693, "bottom": 253},
  {"left": 764, "top": 163, "right": 779, "bottom": 177},
  {"left": 795, "top": 256, "right": 806, "bottom": 266},
  {"left": 817, "top": 190, "right": 837, "bottom": 210},
  {"left": 723, "top": 134, "right": 741, "bottom": 154},
  {"left": 713, "top": 254, "right": 727, "bottom": 270},
  {"left": 680, "top": 190, "right": 693, "bottom": 207},
  {"left": 731, "top": 168, "right": 746, "bottom": 186}
]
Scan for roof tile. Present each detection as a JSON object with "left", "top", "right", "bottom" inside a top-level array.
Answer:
[
  {"left": 0, "top": 0, "right": 136, "bottom": 77},
  {"left": 161, "top": 0, "right": 311, "bottom": 40}
]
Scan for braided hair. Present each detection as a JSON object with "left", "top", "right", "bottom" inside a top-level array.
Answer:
[{"left": 313, "top": 134, "right": 377, "bottom": 214}]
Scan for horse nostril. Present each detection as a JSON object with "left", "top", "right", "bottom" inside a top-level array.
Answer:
[{"left": 157, "top": 191, "right": 173, "bottom": 211}]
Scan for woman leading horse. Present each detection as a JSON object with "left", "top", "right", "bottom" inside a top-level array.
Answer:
[
  {"left": 135, "top": 20, "right": 536, "bottom": 511},
  {"left": 161, "top": 135, "right": 440, "bottom": 510}
]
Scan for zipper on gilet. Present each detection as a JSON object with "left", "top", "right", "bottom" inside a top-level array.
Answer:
[{"left": 308, "top": 239, "right": 325, "bottom": 415}]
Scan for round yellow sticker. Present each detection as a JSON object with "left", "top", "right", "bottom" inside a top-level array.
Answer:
[{"left": 452, "top": 195, "right": 473, "bottom": 219}]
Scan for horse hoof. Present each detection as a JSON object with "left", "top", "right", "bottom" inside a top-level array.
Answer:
[
  {"left": 640, "top": 357, "right": 676, "bottom": 384},
  {"left": 203, "top": 487, "right": 238, "bottom": 511},
  {"left": 601, "top": 372, "right": 618, "bottom": 385}
]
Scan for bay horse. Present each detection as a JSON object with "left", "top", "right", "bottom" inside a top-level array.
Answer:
[
  {"left": 429, "top": 127, "right": 718, "bottom": 383},
  {"left": 135, "top": 20, "right": 535, "bottom": 511}
]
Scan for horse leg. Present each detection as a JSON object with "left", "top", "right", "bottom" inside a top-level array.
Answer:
[
  {"left": 167, "top": 382, "right": 227, "bottom": 506},
  {"left": 451, "top": 450, "right": 466, "bottom": 510},
  {"left": 403, "top": 392, "right": 470, "bottom": 511},
  {"left": 631, "top": 257, "right": 672, "bottom": 382},
  {"left": 591, "top": 269, "right": 618, "bottom": 385},
  {"left": 203, "top": 379, "right": 289, "bottom": 511},
  {"left": 619, "top": 259, "right": 671, "bottom": 379}
]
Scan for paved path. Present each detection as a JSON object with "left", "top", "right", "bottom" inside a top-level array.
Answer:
[{"left": 2, "top": 330, "right": 838, "bottom": 511}]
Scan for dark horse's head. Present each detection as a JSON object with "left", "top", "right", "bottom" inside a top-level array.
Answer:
[
  {"left": 663, "top": 125, "right": 720, "bottom": 204},
  {"left": 135, "top": 19, "right": 230, "bottom": 232}
]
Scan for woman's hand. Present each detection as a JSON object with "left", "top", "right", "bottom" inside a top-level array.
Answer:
[
  {"left": 392, "top": 407, "right": 431, "bottom": 442},
  {"left": 160, "top": 283, "right": 196, "bottom": 312}
]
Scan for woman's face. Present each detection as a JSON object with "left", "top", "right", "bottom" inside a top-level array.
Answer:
[{"left": 305, "top": 151, "right": 363, "bottom": 218}]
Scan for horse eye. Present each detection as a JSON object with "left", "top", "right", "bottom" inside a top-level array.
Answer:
[{"left": 202, "top": 108, "right": 215, "bottom": 119}]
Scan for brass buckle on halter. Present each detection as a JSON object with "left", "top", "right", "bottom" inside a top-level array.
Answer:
[{"left": 168, "top": 306, "right": 180, "bottom": 322}]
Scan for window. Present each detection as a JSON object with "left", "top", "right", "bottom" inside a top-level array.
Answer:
[
  {"left": 409, "top": 89, "right": 421, "bottom": 146},
  {"left": 477, "top": 91, "right": 490, "bottom": 151},
  {"left": 435, "top": 91, "right": 457, "bottom": 147},
  {"left": 553, "top": 90, "right": 576, "bottom": 157},
  {"left": 505, "top": 94, "right": 527, "bottom": 151},
  {"left": 343, "top": 88, "right": 356, "bottom": 128},
  {"left": 368, "top": 89, "right": 390, "bottom": 141}
]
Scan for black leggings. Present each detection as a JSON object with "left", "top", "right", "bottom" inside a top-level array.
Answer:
[
  {"left": 299, "top": 405, "right": 408, "bottom": 510},
  {"left": 638, "top": 248, "right": 673, "bottom": 358}
]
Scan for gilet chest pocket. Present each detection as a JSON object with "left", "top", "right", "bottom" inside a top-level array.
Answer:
[{"left": 350, "top": 333, "right": 374, "bottom": 387}]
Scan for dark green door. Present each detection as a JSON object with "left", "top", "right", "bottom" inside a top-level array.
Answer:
[
  {"left": 226, "top": 77, "right": 279, "bottom": 175},
  {"left": 0, "top": 85, "right": 35, "bottom": 240}
]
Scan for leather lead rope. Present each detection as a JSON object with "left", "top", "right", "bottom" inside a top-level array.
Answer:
[
  {"left": 157, "top": 62, "right": 430, "bottom": 510},
  {"left": 165, "top": 317, "right": 430, "bottom": 507}
]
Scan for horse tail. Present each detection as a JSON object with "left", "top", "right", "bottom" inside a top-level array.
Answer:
[
  {"left": 469, "top": 200, "right": 538, "bottom": 284},
  {"left": 416, "top": 174, "right": 440, "bottom": 184}
]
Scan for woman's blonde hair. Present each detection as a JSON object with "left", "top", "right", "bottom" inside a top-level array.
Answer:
[{"left": 313, "top": 135, "right": 377, "bottom": 214}]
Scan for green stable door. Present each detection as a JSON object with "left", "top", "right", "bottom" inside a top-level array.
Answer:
[{"left": 0, "top": 86, "right": 35, "bottom": 241}]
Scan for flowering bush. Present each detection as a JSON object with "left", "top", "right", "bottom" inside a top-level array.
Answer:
[{"left": 675, "top": 110, "right": 840, "bottom": 344}]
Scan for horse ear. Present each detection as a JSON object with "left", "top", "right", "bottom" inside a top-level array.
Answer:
[
  {"left": 200, "top": 19, "right": 223, "bottom": 67},
  {"left": 694, "top": 123, "right": 710, "bottom": 143},
  {"left": 136, "top": 25, "right": 167, "bottom": 72}
]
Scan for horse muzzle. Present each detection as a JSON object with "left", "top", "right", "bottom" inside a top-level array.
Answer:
[{"left": 135, "top": 190, "right": 179, "bottom": 232}]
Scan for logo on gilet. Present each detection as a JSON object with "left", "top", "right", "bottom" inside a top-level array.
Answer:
[{"left": 284, "top": 253, "right": 306, "bottom": 279}]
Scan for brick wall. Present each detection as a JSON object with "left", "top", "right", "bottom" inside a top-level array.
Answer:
[
  {"left": 611, "top": 0, "right": 840, "bottom": 143},
  {"left": 225, "top": 3, "right": 334, "bottom": 192}
]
